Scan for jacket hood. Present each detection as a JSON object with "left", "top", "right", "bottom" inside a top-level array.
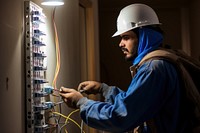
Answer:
[{"left": 133, "top": 27, "right": 163, "bottom": 65}]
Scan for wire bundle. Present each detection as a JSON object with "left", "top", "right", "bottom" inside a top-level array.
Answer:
[
  {"left": 52, "top": 7, "right": 61, "bottom": 91},
  {"left": 48, "top": 7, "right": 85, "bottom": 133}
]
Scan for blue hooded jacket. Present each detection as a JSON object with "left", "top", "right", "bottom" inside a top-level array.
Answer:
[
  {"left": 77, "top": 27, "right": 183, "bottom": 133},
  {"left": 133, "top": 27, "right": 163, "bottom": 65}
]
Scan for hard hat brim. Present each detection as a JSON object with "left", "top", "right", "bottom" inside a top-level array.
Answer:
[
  {"left": 112, "top": 23, "right": 161, "bottom": 37},
  {"left": 112, "top": 27, "right": 135, "bottom": 37}
]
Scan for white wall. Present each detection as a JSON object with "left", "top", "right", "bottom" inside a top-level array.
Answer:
[{"left": 0, "top": 0, "right": 24, "bottom": 132}]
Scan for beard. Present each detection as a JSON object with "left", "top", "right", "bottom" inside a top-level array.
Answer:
[
  {"left": 121, "top": 47, "right": 138, "bottom": 62},
  {"left": 125, "top": 55, "right": 133, "bottom": 61},
  {"left": 125, "top": 53, "right": 137, "bottom": 61}
]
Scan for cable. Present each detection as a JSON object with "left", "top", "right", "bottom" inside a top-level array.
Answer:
[
  {"left": 81, "top": 120, "right": 84, "bottom": 133},
  {"left": 60, "top": 109, "right": 80, "bottom": 133},
  {"left": 58, "top": 102, "right": 62, "bottom": 131},
  {"left": 51, "top": 6, "right": 62, "bottom": 115},
  {"left": 65, "top": 129, "right": 69, "bottom": 133},
  {"left": 52, "top": 111, "right": 85, "bottom": 133},
  {"left": 52, "top": 7, "right": 61, "bottom": 90},
  {"left": 65, "top": 109, "right": 80, "bottom": 124}
]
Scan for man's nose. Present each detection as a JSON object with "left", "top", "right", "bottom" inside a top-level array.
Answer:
[{"left": 119, "top": 40, "right": 124, "bottom": 47}]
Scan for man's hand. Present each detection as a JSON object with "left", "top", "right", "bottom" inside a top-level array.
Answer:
[
  {"left": 59, "top": 87, "right": 84, "bottom": 109},
  {"left": 78, "top": 81, "right": 102, "bottom": 95}
]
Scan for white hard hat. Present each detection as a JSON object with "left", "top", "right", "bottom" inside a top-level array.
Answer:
[{"left": 112, "top": 3, "right": 161, "bottom": 37}]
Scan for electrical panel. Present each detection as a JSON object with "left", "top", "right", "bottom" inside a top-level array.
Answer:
[
  {"left": 24, "top": 1, "right": 52, "bottom": 132},
  {"left": 24, "top": 1, "right": 84, "bottom": 133}
]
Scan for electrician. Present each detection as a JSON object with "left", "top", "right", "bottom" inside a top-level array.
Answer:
[{"left": 60, "top": 3, "right": 192, "bottom": 133}]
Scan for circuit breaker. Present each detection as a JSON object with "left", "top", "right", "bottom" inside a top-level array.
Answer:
[{"left": 24, "top": 1, "right": 52, "bottom": 132}]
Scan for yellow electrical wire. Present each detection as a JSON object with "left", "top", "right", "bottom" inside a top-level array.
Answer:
[
  {"left": 65, "top": 129, "right": 69, "bottom": 133},
  {"left": 64, "top": 109, "right": 81, "bottom": 133},
  {"left": 52, "top": 111, "right": 85, "bottom": 133},
  {"left": 65, "top": 109, "right": 80, "bottom": 124}
]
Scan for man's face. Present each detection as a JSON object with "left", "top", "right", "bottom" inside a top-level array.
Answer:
[{"left": 119, "top": 30, "right": 138, "bottom": 61}]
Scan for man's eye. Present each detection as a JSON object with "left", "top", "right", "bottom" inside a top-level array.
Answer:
[{"left": 122, "top": 36, "right": 129, "bottom": 40}]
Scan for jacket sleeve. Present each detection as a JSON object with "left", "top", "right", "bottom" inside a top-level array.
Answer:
[
  {"left": 101, "top": 83, "right": 125, "bottom": 104},
  {"left": 77, "top": 60, "right": 179, "bottom": 133}
]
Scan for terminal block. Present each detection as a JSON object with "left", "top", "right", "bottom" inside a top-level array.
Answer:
[{"left": 24, "top": 1, "right": 50, "bottom": 133}]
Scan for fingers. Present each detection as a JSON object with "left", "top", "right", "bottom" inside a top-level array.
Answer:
[
  {"left": 59, "top": 87, "right": 75, "bottom": 98},
  {"left": 78, "top": 81, "right": 101, "bottom": 94},
  {"left": 78, "top": 81, "right": 93, "bottom": 93},
  {"left": 59, "top": 91, "right": 70, "bottom": 97},
  {"left": 59, "top": 94, "right": 76, "bottom": 108},
  {"left": 59, "top": 87, "right": 84, "bottom": 109},
  {"left": 78, "top": 81, "right": 89, "bottom": 91},
  {"left": 59, "top": 88, "right": 75, "bottom": 102},
  {"left": 60, "top": 87, "right": 74, "bottom": 93}
]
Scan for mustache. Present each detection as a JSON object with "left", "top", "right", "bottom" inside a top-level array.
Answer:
[{"left": 121, "top": 47, "right": 128, "bottom": 52}]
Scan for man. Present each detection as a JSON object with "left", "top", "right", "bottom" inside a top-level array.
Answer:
[{"left": 60, "top": 4, "right": 192, "bottom": 133}]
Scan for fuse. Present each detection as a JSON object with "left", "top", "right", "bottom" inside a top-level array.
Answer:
[
  {"left": 44, "top": 86, "right": 54, "bottom": 94},
  {"left": 45, "top": 101, "right": 54, "bottom": 109}
]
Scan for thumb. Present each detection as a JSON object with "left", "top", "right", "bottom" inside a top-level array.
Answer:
[
  {"left": 60, "top": 87, "right": 73, "bottom": 93},
  {"left": 78, "top": 82, "right": 89, "bottom": 91}
]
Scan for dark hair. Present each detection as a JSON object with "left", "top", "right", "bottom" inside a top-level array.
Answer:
[{"left": 132, "top": 28, "right": 139, "bottom": 38}]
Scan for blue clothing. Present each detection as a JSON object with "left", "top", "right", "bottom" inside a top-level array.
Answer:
[
  {"left": 77, "top": 28, "right": 187, "bottom": 132},
  {"left": 133, "top": 27, "right": 163, "bottom": 65},
  {"left": 77, "top": 59, "right": 183, "bottom": 133}
]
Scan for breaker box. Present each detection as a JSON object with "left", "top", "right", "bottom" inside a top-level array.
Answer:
[{"left": 24, "top": 1, "right": 50, "bottom": 132}]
